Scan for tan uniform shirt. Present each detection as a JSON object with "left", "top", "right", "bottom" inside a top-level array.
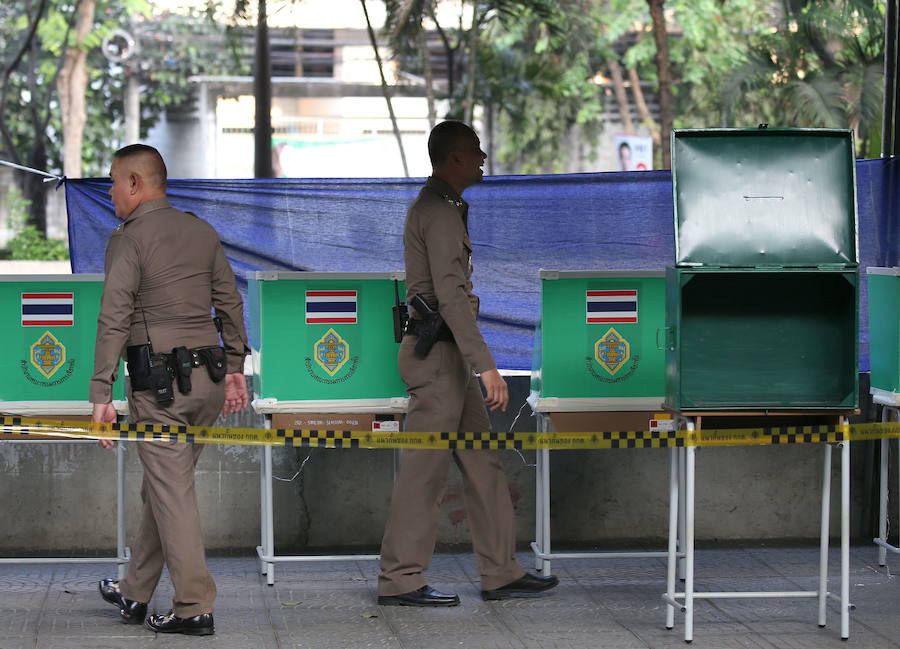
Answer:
[
  {"left": 404, "top": 176, "right": 495, "bottom": 373},
  {"left": 89, "top": 197, "right": 249, "bottom": 404}
]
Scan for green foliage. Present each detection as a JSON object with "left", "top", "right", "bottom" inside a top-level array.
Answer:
[
  {"left": 0, "top": 0, "right": 250, "bottom": 179},
  {"left": 2, "top": 186, "right": 68, "bottom": 260},
  {"left": 6, "top": 226, "right": 70, "bottom": 261},
  {"left": 715, "top": 0, "right": 884, "bottom": 152}
]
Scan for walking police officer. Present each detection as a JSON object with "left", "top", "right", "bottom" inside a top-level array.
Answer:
[
  {"left": 377, "top": 121, "right": 558, "bottom": 606},
  {"left": 91, "top": 144, "right": 250, "bottom": 635}
]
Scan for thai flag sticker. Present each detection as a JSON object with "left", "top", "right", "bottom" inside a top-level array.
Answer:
[
  {"left": 21, "top": 292, "right": 75, "bottom": 326},
  {"left": 586, "top": 289, "right": 638, "bottom": 324},
  {"left": 305, "top": 290, "right": 358, "bottom": 324}
]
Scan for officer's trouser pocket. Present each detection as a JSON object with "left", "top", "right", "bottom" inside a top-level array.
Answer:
[{"left": 398, "top": 337, "right": 443, "bottom": 392}]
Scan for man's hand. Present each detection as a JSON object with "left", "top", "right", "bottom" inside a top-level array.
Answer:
[
  {"left": 92, "top": 402, "right": 118, "bottom": 449},
  {"left": 222, "top": 372, "right": 249, "bottom": 416},
  {"left": 480, "top": 368, "right": 509, "bottom": 412}
]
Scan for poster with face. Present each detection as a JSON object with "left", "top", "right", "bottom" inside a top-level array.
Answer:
[{"left": 615, "top": 135, "right": 653, "bottom": 171}]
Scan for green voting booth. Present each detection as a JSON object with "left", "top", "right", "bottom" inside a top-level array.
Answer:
[
  {"left": 247, "top": 270, "right": 408, "bottom": 584},
  {"left": 530, "top": 270, "right": 666, "bottom": 412},
  {"left": 248, "top": 271, "right": 408, "bottom": 413},
  {"left": 529, "top": 270, "right": 667, "bottom": 577},
  {"left": 665, "top": 128, "right": 859, "bottom": 411},
  {"left": 0, "top": 274, "right": 125, "bottom": 414},
  {"left": 868, "top": 267, "right": 900, "bottom": 406},
  {"left": 0, "top": 274, "right": 128, "bottom": 576}
]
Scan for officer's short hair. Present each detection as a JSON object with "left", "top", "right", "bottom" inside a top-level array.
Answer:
[
  {"left": 113, "top": 144, "right": 167, "bottom": 187},
  {"left": 428, "top": 121, "right": 477, "bottom": 167}
]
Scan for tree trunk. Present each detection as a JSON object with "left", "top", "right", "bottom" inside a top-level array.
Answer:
[
  {"left": 627, "top": 66, "right": 660, "bottom": 147},
  {"left": 463, "top": 7, "right": 479, "bottom": 125},
  {"left": 607, "top": 56, "right": 633, "bottom": 134},
  {"left": 254, "top": 0, "right": 273, "bottom": 178},
  {"left": 646, "top": 0, "right": 673, "bottom": 168},
  {"left": 418, "top": 29, "right": 436, "bottom": 130},
  {"left": 57, "top": 0, "right": 96, "bottom": 179},
  {"left": 429, "top": 9, "right": 455, "bottom": 99},
  {"left": 361, "top": 0, "right": 409, "bottom": 176}
]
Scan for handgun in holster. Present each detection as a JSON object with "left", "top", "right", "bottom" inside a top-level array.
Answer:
[{"left": 408, "top": 294, "right": 450, "bottom": 358}]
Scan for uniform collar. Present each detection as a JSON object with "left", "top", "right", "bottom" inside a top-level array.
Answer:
[
  {"left": 123, "top": 197, "right": 172, "bottom": 223},
  {"left": 425, "top": 176, "right": 467, "bottom": 210}
]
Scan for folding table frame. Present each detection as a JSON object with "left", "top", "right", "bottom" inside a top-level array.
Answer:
[
  {"left": 874, "top": 400, "right": 900, "bottom": 565},
  {"left": 662, "top": 413, "right": 852, "bottom": 643}
]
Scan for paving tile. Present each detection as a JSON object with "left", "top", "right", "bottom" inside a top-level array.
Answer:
[{"left": 2, "top": 548, "right": 900, "bottom": 648}]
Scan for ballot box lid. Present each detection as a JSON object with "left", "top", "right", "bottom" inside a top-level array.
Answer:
[{"left": 671, "top": 128, "right": 858, "bottom": 268}]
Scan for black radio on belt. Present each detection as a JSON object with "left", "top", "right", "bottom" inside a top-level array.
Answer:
[
  {"left": 126, "top": 343, "right": 175, "bottom": 405},
  {"left": 392, "top": 279, "right": 407, "bottom": 343}
]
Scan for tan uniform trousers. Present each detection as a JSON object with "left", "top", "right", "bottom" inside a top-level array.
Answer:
[
  {"left": 378, "top": 339, "right": 525, "bottom": 596},
  {"left": 118, "top": 369, "right": 223, "bottom": 618}
]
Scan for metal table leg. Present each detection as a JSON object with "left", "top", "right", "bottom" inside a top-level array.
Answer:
[
  {"left": 116, "top": 442, "right": 128, "bottom": 580},
  {"left": 665, "top": 445, "right": 680, "bottom": 630},
  {"left": 875, "top": 407, "right": 900, "bottom": 564},
  {"left": 817, "top": 442, "right": 832, "bottom": 627}
]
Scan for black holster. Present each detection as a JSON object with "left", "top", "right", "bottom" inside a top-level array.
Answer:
[
  {"left": 407, "top": 294, "right": 453, "bottom": 358},
  {"left": 196, "top": 346, "right": 227, "bottom": 382},
  {"left": 173, "top": 346, "right": 194, "bottom": 394},
  {"left": 171, "top": 345, "right": 227, "bottom": 392}
]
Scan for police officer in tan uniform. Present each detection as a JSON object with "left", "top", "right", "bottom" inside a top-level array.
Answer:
[
  {"left": 377, "top": 121, "right": 558, "bottom": 606},
  {"left": 90, "top": 144, "right": 249, "bottom": 636}
]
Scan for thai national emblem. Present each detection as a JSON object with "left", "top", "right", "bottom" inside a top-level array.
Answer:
[
  {"left": 30, "top": 331, "right": 66, "bottom": 379},
  {"left": 314, "top": 328, "right": 349, "bottom": 376},
  {"left": 595, "top": 327, "right": 630, "bottom": 375}
]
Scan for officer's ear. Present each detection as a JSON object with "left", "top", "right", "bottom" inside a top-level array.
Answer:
[
  {"left": 129, "top": 173, "right": 140, "bottom": 193},
  {"left": 446, "top": 149, "right": 462, "bottom": 168}
]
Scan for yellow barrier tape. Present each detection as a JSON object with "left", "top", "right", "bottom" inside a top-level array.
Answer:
[{"left": 0, "top": 416, "right": 899, "bottom": 449}]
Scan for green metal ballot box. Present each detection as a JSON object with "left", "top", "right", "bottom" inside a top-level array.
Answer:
[
  {"left": 0, "top": 274, "right": 125, "bottom": 415},
  {"left": 868, "top": 267, "right": 900, "bottom": 406},
  {"left": 248, "top": 271, "right": 408, "bottom": 413},
  {"left": 248, "top": 270, "right": 408, "bottom": 585},
  {"left": 530, "top": 270, "right": 666, "bottom": 412},
  {"left": 528, "top": 270, "right": 668, "bottom": 577},
  {"left": 664, "top": 128, "right": 859, "bottom": 411},
  {"left": 0, "top": 274, "right": 128, "bottom": 578}
]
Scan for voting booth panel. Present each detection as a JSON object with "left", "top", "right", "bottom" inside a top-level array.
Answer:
[
  {"left": 530, "top": 270, "right": 665, "bottom": 412},
  {"left": 0, "top": 274, "right": 128, "bottom": 576},
  {"left": 0, "top": 274, "right": 125, "bottom": 414},
  {"left": 868, "top": 267, "right": 900, "bottom": 405},
  {"left": 247, "top": 271, "right": 407, "bottom": 413},
  {"left": 665, "top": 128, "right": 859, "bottom": 411}
]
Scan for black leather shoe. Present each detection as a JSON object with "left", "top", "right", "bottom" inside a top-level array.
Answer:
[
  {"left": 145, "top": 610, "right": 215, "bottom": 636},
  {"left": 98, "top": 578, "right": 147, "bottom": 624},
  {"left": 378, "top": 585, "right": 460, "bottom": 607},
  {"left": 481, "top": 572, "right": 559, "bottom": 600}
]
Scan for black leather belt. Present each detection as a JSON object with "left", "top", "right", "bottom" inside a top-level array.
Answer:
[{"left": 404, "top": 319, "right": 455, "bottom": 342}]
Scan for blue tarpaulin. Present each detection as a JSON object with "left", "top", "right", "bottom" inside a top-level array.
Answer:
[{"left": 65, "top": 158, "right": 898, "bottom": 371}]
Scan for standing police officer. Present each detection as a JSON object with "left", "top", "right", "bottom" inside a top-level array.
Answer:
[
  {"left": 377, "top": 121, "right": 558, "bottom": 606},
  {"left": 90, "top": 144, "right": 250, "bottom": 635}
]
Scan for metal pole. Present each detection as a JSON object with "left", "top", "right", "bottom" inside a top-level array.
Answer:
[
  {"left": 841, "top": 438, "right": 850, "bottom": 639},
  {"left": 116, "top": 442, "right": 127, "bottom": 580},
  {"left": 878, "top": 438, "right": 889, "bottom": 566},
  {"left": 254, "top": 0, "right": 273, "bottom": 178},
  {"left": 818, "top": 443, "right": 832, "bottom": 627},
  {"left": 665, "top": 446, "right": 679, "bottom": 630}
]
